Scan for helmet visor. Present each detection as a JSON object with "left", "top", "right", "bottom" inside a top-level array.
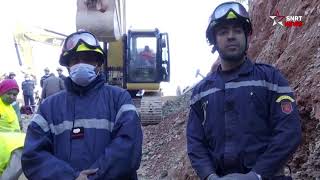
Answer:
[
  {"left": 62, "top": 31, "right": 100, "bottom": 52},
  {"left": 213, "top": 2, "right": 249, "bottom": 20}
]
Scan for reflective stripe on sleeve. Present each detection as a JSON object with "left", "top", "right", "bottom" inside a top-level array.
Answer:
[
  {"left": 190, "top": 88, "right": 221, "bottom": 105},
  {"left": 115, "top": 104, "right": 138, "bottom": 123},
  {"left": 30, "top": 114, "right": 49, "bottom": 132}
]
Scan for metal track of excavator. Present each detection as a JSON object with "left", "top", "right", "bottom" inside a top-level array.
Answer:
[{"left": 133, "top": 95, "right": 162, "bottom": 126}]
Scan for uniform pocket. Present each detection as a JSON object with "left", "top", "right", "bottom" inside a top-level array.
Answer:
[
  {"left": 247, "top": 88, "right": 270, "bottom": 133},
  {"left": 248, "top": 89, "right": 269, "bottom": 117}
]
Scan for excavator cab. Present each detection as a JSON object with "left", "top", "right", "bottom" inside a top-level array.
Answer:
[
  {"left": 105, "top": 29, "right": 170, "bottom": 125},
  {"left": 126, "top": 29, "right": 170, "bottom": 85},
  {"left": 105, "top": 29, "right": 170, "bottom": 91}
]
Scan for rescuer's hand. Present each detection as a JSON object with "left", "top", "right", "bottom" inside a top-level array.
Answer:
[
  {"left": 206, "top": 173, "right": 220, "bottom": 180},
  {"left": 75, "top": 168, "right": 99, "bottom": 180},
  {"left": 220, "top": 171, "right": 261, "bottom": 180}
]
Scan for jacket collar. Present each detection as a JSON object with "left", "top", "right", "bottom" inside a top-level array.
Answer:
[{"left": 206, "top": 58, "right": 254, "bottom": 82}]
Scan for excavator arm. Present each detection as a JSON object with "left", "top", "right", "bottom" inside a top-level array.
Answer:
[
  {"left": 76, "top": 0, "right": 125, "bottom": 42},
  {"left": 13, "top": 23, "right": 66, "bottom": 75}
]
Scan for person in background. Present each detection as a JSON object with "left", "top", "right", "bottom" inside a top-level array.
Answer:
[
  {"left": 5, "top": 72, "right": 22, "bottom": 127},
  {"left": 21, "top": 75, "right": 35, "bottom": 109},
  {"left": 7, "top": 72, "right": 16, "bottom": 80},
  {"left": 56, "top": 67, "right": 67, "bottom": 81},
  {"left": 41, "top": 73, "right": 65, "bottom": 100},
  {"left": 187, "top": 2, "right": 302, "bottom": 180},
  {"left": 0, "top": 79, "right": 20, "bottom": 132},
  {"left": 139, "top": 45, "right": 156, "bottom": 66},
  {"left": 22, "top": 31, "right": 142, "bottom": 180},
  {"left": 40, "top": 67, "right": 50, "bottom": 88},
  {"left": 0, "top": 79, "right": 25, "bottom": 179}
]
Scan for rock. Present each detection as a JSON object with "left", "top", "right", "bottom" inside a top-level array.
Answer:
[
  {"left": 174, "top": 118, "right": 185, "bottom": 126},
  {"left": 160, "top": 170, "right": 168, "bottom": 178}
]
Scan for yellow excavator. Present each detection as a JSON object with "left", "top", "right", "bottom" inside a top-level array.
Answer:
[{"left": 77, "top": 0, "right": 171, "bottom": 125}]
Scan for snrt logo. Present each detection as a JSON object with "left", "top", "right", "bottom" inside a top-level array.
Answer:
[{"left": 269, "top": 10, "right": 303, "bottom": 27}]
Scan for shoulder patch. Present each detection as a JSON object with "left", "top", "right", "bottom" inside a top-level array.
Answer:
[
  {"left": 281, "top": 101, "right": 293, "bottom": 114},
  {"left": 276, "top": 95, "right": 295, "bottom": 103}
]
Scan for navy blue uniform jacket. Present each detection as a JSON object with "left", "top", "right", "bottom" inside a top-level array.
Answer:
[
  {"left": 22, "top": 75, "right": 143, "bottom": 180},
  {"left": 187, "top": 59, "right": 301, "bottom": 179}
]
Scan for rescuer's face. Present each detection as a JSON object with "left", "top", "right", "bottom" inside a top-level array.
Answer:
[
  {"left": 214, "top": 22, "right": 246, "bottom": 62},
  {"left": 1, "top": 89, "right": 19, "bottom": 105}
]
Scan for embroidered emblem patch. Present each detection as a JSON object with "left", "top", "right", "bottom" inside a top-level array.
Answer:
[{"left": 281, "top": 101, "right": 293, "bottom": 114}]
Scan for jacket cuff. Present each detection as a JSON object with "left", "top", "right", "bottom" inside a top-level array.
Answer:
[
  {"left": 251, "top": 171, "right": 262, "bottom": 180},
  {"left": 74, "top": 171, "right": 80, "bottom": 179},
  {"left": 199, "top": 167, "right": 215, "bottom": 180}
]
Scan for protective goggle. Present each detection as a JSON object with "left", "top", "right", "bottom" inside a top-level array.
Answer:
[
  {"left": 62, "top": 31, "right": 101, "bottom": 53},
  {"left": 212, "top": 2, "right": 249, "bottom": 20}
]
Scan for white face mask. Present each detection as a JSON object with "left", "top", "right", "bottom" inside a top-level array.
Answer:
[{"left": 69, "top": 63, "right": 97, "bottom": 86}]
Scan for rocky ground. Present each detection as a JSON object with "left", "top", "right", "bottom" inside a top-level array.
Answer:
[
  {"left": 248, "top": 0, "right": 320, "bottom": 179},
  {"left": 138, "top": 92, "right": 197, "bottom": 180}
]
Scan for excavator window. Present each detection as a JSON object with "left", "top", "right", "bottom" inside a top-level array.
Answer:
[{"left": 128, "top": 37, "right": 157, "bottom": 82}]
